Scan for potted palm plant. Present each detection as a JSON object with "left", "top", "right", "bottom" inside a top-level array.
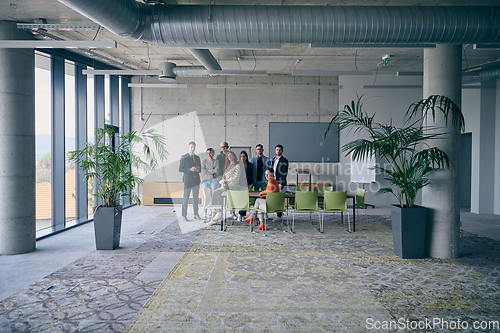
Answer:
[
  {"left": 68, "top": 126, "right": 168, "bottom": 250},
  {"left": 324, "top": 95, "right": 464, "bottom": 258}
]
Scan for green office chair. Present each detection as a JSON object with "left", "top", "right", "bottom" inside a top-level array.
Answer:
[
  {"left": 291, "top": 191, "right": 319, "bottom": 233},
  {"left": 247, "top": 186, "right": 256, "bottom": 208},
  {"left": 295, "top": 185, "right": 310, "bottom": 192},
  {"left": 254, "top": 192, "right": 286, "bottom": 232},
  {"left": 322, "top": 191, "right": 350, "bottom": 232},
  {"left": 314, "top": 184, "right": 333, "bottom": 209},
  {"left": 225, "top": 189, "right": 249, "bottom": 230},
  {"left": 314, "top": 184, "right": 333, "bottom": 192},
  {"left": 348, "top": 188, "right": 367, "bottom": 223}
]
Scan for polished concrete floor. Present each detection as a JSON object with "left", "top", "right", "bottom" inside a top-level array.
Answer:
[{"left": 0, "top": 206, "right": 499, "bottom": 332}]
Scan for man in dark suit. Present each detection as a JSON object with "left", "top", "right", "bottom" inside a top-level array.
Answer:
[
  {"left": 179, "top": 141, "right": 202, "bottom": 221},
  {"left": 272, "top": 144, "right": 289, "bottom": 221},
  {"left": 216, "top": 141, "right": 229, "bottom": 180}
]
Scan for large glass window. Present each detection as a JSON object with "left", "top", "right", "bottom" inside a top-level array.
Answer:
[
  {"left": 34, "top": 51, "right": 131, "bottom": 238},
  {"left": 105, "top": 75, "right": 111, "bottom": 124},
  {"left": 87, "top": 72, "right": 95, "bottom": 216},
  {"left": 35, "top": 53, "right": 52, "bottom": 232},
  {"left": 65, "top": 61, "right": 76, "bottom": 222}
]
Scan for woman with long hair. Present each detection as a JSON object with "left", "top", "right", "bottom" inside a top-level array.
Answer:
[
  {"left": 210, "top": 150, "right": 244, "bottom": 223},
  {"left": 238, "top": 151, "right": 253, "bottom": 220}
]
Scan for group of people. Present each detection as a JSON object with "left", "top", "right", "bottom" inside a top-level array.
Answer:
[{"left": 179, "top": 141, "right": 289, "bottom": 230}]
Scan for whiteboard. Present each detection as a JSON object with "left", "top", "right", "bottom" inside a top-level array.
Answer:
[
  {"left": 350, "top": 154, "right": 376, "bottom": 183},
  {"left": 269, "top": 122, "right": 339, "bottom": 163}
]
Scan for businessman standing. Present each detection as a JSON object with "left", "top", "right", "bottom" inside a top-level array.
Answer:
[
  {"left": 250, "top": 144, "right": 271, "bottom": 191},
  {"left": 272, "top": 144, "right": 288, "bottom": 221},
  {"left": 179, "top": 141, "right": 202, "bottom": 221}
]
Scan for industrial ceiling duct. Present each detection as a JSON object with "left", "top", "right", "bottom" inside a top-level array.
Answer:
[
  {"left": 158, "top": 62, "right": 211, "bottom": 81},
  {"left": 57, "top": 1, "right": 500, "bottom": 46},
  {"left": 158, "top": 61, "right": 176, "bottom": 82},
  {"left": 462, "top": 67, "right": 500, "bottom": 84}
]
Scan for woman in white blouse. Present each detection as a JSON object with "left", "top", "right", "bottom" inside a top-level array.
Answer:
[
  {"left": 210, "top": 151, "right": 244, "bottom": 223},
  {"left": 201, "top": 148, "right": 219, "bottom": 221}
]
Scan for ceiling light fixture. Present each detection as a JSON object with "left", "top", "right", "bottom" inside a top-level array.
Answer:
[
  {"left": 83, "top": 69, "right": 160, "bottom": 75},
  {"left": 17, "top": 23, "right": 102, "bottom": 31},
  {"left": 310, "top": 44, "right": 436, "bottom": 49},
  {"left": 158, "top": 43, "right": 282, "bottom": 50},
  {"left": 282, "top": 84, "right": 343, "bottom": 90},
  {"left": 473, "top": 44, "right": 500, "bottom": 50},
  {"left": 397, "top": 72, "right": 423, "bottom": 76},
  {"left": 189, "top": 70, "right": 268, "bottom": 76},
  {"left": 206, "top": 84, "right": 267, "bottom": 89},
  {"left": 0, "top": 40, "right": 116, "bottom": 49},
  {"left": 293, "top": 70, "right": 373, "bottom": 76},
  {"left": 397, "top": 71, "right": 482, "bottom": 77},
  {"left": 363, "top": 84, "right": 489, "bottom": 89},
  {"left": 362, "top": 85, "right": 423, "bottom": 89},
  {"left": 128, "top": 83, "right": 188, "bottom": 88}
]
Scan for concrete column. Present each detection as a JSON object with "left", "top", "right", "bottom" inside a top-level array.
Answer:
[
  {"left": 476, "top": 81, "right": 496, "bottom": 214},
  {"left": 0, "top": 21, "right": 36, "bottom": 254},
  {"left": 495, "top": 80, "right": 500, "bottom": 215},
  {"left": 422, "top": 44, "right": 462, "bottom": 258}
]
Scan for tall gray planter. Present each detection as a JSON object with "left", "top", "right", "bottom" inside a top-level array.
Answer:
[
  {"left": 391, "top": 205, "right": 427, "bottom": 259},
  {"left": 93, "top": 206, "right": 123, "bottom": 250}
]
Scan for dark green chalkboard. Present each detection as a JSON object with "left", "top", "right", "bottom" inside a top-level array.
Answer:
[{"left": 269, "top": 122, "right": 339, "bottom": 163}]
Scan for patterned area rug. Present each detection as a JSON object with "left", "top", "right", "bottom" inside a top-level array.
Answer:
[
  {"left": 1, "top": 213, "right": 500, "bottom": 332},
  {"left": 125, "top": 218, "right": 500, "bottom": 332},
  {"left": 0, "top": 213, "right": 203, "bottom": 333}
]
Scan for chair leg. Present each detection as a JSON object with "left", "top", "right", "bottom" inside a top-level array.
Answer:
[
  {"left": 292, "top": 212, "right": 295, "bottom": 233},
  {"left": 319, "top": 212, "right": 323, "bottom": 233},
  {"left": 321, "top": 211, "right": 324, "bottom": 232}
]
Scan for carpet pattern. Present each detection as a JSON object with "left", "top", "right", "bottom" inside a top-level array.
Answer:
[
  {"left": 1, "top": 213, "right": 500, "bottom": 332},
  {"left": 125, "top": 218, "right": 500, "bottom": 332},
  {"left": 0, "top": 216, "right": 203, "bottom": 333}
]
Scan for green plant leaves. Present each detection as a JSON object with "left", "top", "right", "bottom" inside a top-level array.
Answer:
[
  {"left": 68, "top": 127, "right": 168, "bottom": 207},
  {"left": 324, "top": 94, "right": 465, "bottom": 208}
]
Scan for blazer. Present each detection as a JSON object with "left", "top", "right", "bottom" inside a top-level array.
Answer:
[
  {"left": 243, "top": 161, "right": 254, "bottom": 187},
  {"left": 216, "top": 152, "right": 226, "bottom": 177},
  {"left": 272, "top": 155, "right": 289, "bottom": 187},
  {"left": 249, "top": 155, "right": 271, "bottom": 184},
  {"left": 179, "top": 153, "right": 201, "bottom": 188}
]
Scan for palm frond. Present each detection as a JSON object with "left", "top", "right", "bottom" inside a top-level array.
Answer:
[
  {"left": 406, "top": 95, "right": 465, "bottom": 132},
  {"left": 325, "top": 94, "right": 464, "bottom": 208},
  {"left": 68, "top": 127, "right": 168, "bottom": 207}
]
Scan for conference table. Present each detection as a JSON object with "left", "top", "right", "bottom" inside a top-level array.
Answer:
[{"left": 220, "top": 191, "right": 357, "bottom": 232}]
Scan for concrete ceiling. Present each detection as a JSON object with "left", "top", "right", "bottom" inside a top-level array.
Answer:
[{"left": 1, "top": 0, "right": 499, "bottom": 76}]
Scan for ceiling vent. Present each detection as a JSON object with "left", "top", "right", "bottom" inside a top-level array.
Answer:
[{"left": 158, "top": 62, "right": 176, "bottom": 82}]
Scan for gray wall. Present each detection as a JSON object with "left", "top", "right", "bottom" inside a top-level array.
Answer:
[
  {"left": 131, "top": 74, "right": 340, "bottom": 186},
  {"left": 339, "top": 74, "right": 424, "bottom": 208},
  {"left": 132, "top": 73, "right": 499, "bottom": 213}
]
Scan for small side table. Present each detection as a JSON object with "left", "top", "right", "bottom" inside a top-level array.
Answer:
[{"left": 296, "top": 168, "right": 311, "bottom": 191}]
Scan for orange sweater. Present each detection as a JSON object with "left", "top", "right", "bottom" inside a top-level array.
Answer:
[{"left": 261, "top": 178, "right": 280, "bottom": 196}]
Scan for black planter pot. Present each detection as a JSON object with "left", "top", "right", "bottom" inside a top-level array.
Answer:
[
  {"left": 391, "top": 205, "right": 427, "bottom": 259},
  {"left": 93, "top": 206, "right": 123, "bottom": 250}
]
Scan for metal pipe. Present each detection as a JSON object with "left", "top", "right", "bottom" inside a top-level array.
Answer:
[{"left": 57, "top": 1, "right": 500, "bottom": 45}]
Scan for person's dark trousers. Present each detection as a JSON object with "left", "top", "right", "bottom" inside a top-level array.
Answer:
[
  {"left": 182, "top": 185, "right": 200, "bottom": 218},
  {"left": 276, "top": 180, "right": 286, "bottom": 218}
]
